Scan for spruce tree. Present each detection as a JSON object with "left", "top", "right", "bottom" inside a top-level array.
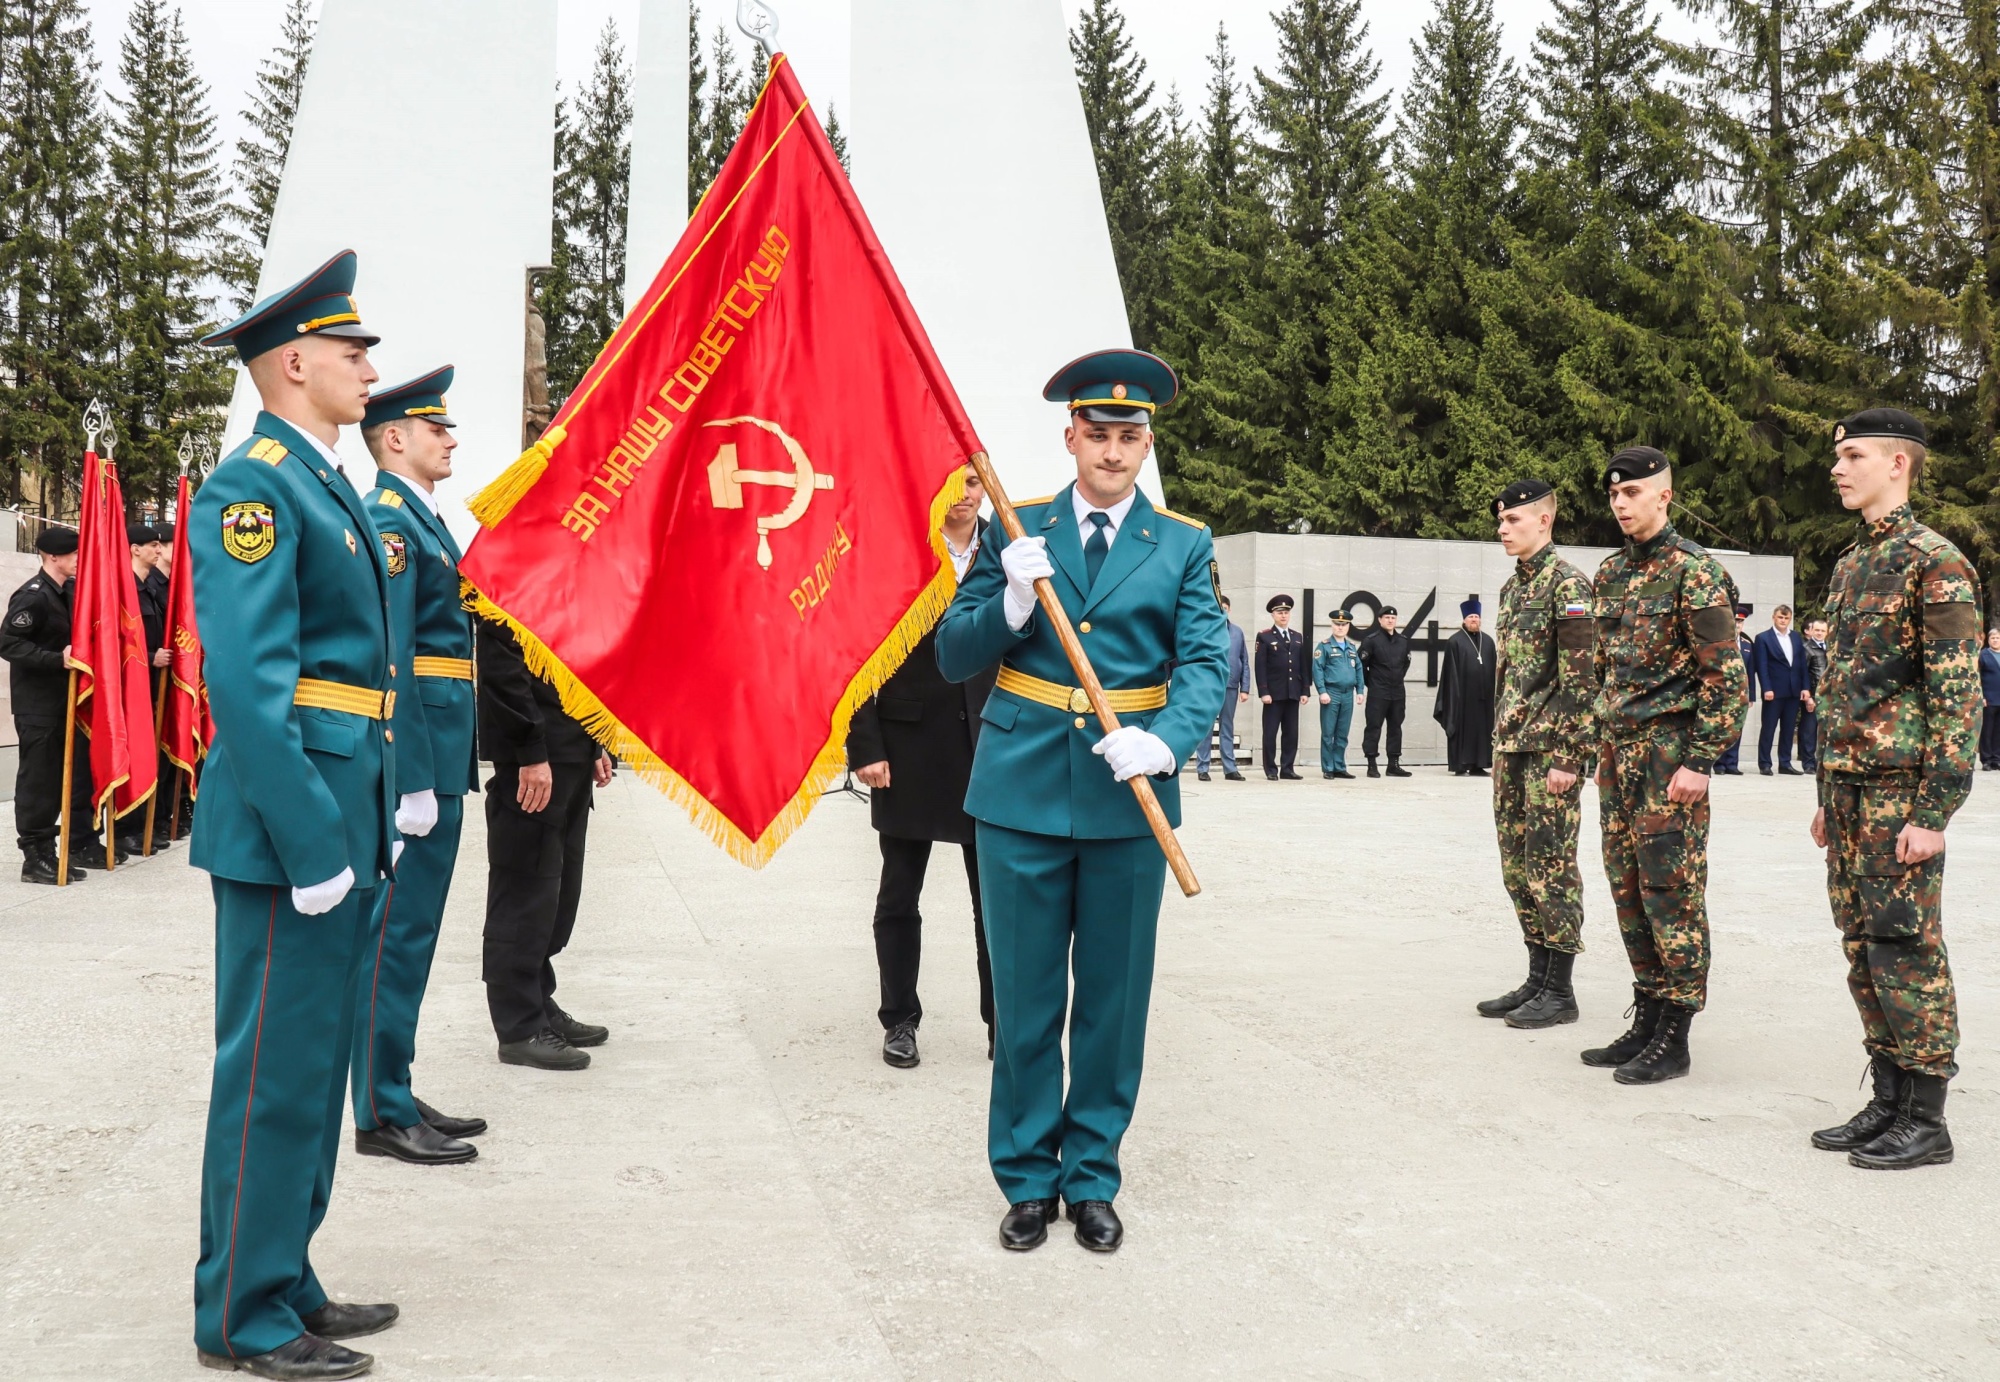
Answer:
[
  {"left": 223, "top": 0, "right": 313, "bottom": 307},
  {"left": 103, "top": 0, "right": 231, "bottom": 509},
  {"left": 1070, "top": 0, "right": 1164, "bottom": 344},
  {"left": 689, "top": 24, "right": 754, "bottom": 205},
  {"left": 543, "top": 19, "right": 631, "bottom": 404},
  {"left": 0, "top": 0, "right": 109, "bottom": 513}
]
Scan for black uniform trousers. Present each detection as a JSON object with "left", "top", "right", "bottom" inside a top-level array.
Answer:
[
  {"left": 1982, "top": 706, "right": 2000, "bottom": 768},
  {"left": 872, "top": 834, "right": 994, "bottom": 1032},
  {"left": 15, "top": 719, "right": 94, "bottom": 851},
  {"left": 1362, "top": 695, "right": 1405, "bottom": 761},
  {"left": 1261, "top": 700, "right": 1300, "bottom": 774},
  {"left": 482, "top": 761, "right": 593, "bottom": 1044}
]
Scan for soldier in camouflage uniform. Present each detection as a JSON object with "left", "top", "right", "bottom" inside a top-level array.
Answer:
[
  {"left": 1476, "top": 479, "right": 1597, "bottom": 1030},
  {"left": 1807, "top": 409, "right": 1980, "bottom": 1171},
  {"left": 1583, "top": 447, "right": 1748, "bottom": 1084}
]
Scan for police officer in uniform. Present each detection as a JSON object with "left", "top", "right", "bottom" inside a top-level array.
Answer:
[
  {"left": 350, "top": 367, "right": 486, "bottom": 1165},
  {"left": 3, "top": 527, "right": 101, "bottom": 882},
  {"left": 936, "top": 348, "right": 1228, "bottom": 1254},
  {"left": 190, "top": 250, "right": 402, "bottom": 1380},
  {"left": 1255, "top": 593, "right": 1309, "bottom": 779}
]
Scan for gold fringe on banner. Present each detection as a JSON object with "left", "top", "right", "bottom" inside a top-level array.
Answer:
[
  {"left": 468, "top": 424, "right": 567, "bottom": 529},
  {"left": 468, "top": 464, "right": 972, "bottom": 868}
]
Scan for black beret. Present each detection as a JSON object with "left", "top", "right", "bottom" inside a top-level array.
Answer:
[
  {"left": 154, "top": 524, "right": 174, "bottom": 544},
  {"left": 37, "top": 526, "right": 78, "bottom": 555},
  {"left": 1494, "top": 478, "right": 1554, "bottom": 515},
  {"left": 1603, "top": 446, "right": 1670, "bottom": 490},
  {"left": 1379, "top": 605, "right": 1398, "bottom": 618},
  {"left": 1834, "top": 408, "right": 1927, "bottom": 447},
  {"left": 127, "top": 520, "right": 156, "bottom": 545},
  {"left": 1266, "top": 593, "right": 1294, "bottom": 612}
]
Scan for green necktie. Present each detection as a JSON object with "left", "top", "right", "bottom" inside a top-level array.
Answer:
[{"left": 1084, "top": 511, "right": 1111, "bottom": 588}]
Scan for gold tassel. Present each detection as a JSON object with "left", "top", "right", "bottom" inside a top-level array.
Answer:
[
  {"left": 468, "top": 424, "right": 567, "bottom": 528},
  {"left": 463, "top": 462, "right": 972, "bottom": 867}
]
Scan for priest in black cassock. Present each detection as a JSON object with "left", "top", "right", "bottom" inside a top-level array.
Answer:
[{"left": 1433, "top": 596, "right": 1497, "bottom": 776}]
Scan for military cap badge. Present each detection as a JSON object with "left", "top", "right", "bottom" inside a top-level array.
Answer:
[
  {"left": 380, "top": 531, "right": 408, "bottom": 577},
  {"left": 1833, "top": 423, "right": 1846, "bottom": 443},
  {"left": 221, "top": 502, "right": 276, "bottom": 564}
]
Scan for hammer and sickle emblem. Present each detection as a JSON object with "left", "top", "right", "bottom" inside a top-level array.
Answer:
[{"left": 703, "top": 416, "right": 834, "bottom": 570}]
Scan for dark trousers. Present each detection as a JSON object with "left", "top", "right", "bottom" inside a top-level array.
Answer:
[
  {"left": 483, "top": 761, "right": 593, "bottom": 1044},
  {"left": 872, "top": 833, "right": 994, "bottom": 1032},
  {"left": 1982, "top": 706, "right": 2000, "bottom": 767},
  {"left": 1758, "top": 697, "right": 1800, "bottom": 770},
  {"left": 1362, "top": 695, "right": 1405, "bottom": 761},
  {"left": 1799, "top": 707, "right": 1819, "bottom": 769},
  {"left": 14, "top": 718, "right": 94, "bottom": 851},
  {"left": 1261, "top": 699, "right": 1299, "bottom": 774}
]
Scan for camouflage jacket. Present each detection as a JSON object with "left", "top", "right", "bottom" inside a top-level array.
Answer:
[
  {"left": 1590, "top": 523, "right": 1747, "bottom": 768},
  {"left": 1493, "top": 541, "right": 1596, "bottom": 767},
  {"left": 1818, "top": 503, "right": 1982, "bottom": 830}
]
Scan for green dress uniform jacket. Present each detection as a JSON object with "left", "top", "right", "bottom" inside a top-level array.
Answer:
[
  {"left": 936, "top": 484, "right": 1228, "bottom": 1206},
  {"left": 351, "top": 471, "right": 480, "bottom": 1132},
  {"left": 192, "top": 412, "right": 399, "bottom": 1361}
]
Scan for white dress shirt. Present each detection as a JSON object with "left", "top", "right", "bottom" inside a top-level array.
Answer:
[{"left": 1073, "top": 488, "right": 1137, "bottom": 550}]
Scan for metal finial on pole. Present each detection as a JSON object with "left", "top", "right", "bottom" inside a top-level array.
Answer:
[
  {"left": 735, "top": 0, "right": 779, "bottom": 55},
  {"left": 177, "top": 432, "right": 197, "bottom": 477},
  {"left": 83, "top": 398, "right": 108, "bottom": 455}
]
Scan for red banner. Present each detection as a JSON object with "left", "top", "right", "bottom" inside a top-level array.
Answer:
[
  {"left": 459, "top": 55, "right": 983, "bottom": 864},
  {"left": 159, "top": 471, "right": 212, "bottom": 784},
  {"left": 73, "top": 451, "right": 158, "bottom": 818}
]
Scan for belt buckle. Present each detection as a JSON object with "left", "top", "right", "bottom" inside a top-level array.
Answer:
[{"left": 1067, "top": 687, "right": 1092, "bottom": 715}]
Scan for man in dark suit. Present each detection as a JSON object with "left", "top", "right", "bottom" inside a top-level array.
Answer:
[
  {"left": 1715, "top": 603, "right": 1756, "bottom": 774},
  {"left": 1753, "top": 603, "right": 1809, "bottom": 775},
  {"left": 1255, "top": 593, "right": 1310, "bottom": 780},
  {"left": 847, "top": 465, "right": 999, "bottom": 1069}
]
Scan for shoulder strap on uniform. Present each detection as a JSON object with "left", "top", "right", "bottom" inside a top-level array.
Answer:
[
  {"left": 373, "top": 488, "right": 405, "bottom": 509},
  {"left": 1152, "top": 504, "right": 1205, "bottom": 530},
  {"left": 245, "top": 437, "right": 290, "bottom": 466}
]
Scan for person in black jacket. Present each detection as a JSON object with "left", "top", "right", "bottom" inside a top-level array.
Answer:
[
  {"left": 1254, "top": 593, "right": 1310, "bottom": 780},
  {"left": 119, "top": 521, "right": 174, "bottom": 856},
  {"left": 476, "top": 616, "right": 615, "bottom": 1071},
  {"left": 1359, "top": 606, "right": 1414, "bottom": 778},
  {"left": 847, "top": 484, "right": 999, "bottom": 1069},
  {"left": 2, "top": 527, "right": 102, "bottom": 882}
]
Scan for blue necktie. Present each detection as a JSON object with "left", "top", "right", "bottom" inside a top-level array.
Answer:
[{"left": 1084, "top": 511, "right": 1111, "bottom": 588}]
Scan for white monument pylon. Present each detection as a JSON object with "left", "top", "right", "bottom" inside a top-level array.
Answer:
[
  {"left": 623, "top": 0, "right": 692, "bottom": 313},
  {"left": 848, "top": 0, "right": 1159, "bottom": 504},
  {"left": 222, "top": 0, "right": 559, "bottom": 543}
]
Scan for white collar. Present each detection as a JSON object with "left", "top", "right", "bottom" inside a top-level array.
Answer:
[
  {"left": 389, "top": 475, "right": 441, "bottom": 516},
  {"left": 1073, "top": 486, "right": 1137, "bottom": 534},
  {"left": 291, "top": 425, "right": 345, "bottom": 473}
]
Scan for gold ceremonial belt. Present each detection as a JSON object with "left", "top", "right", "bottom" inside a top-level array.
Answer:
[
  {"left": 412, "top": 656, "right": 474, "bottom": 680},
  {"left": 996, "top": 665, "right": 1168, "bottom": 715},
  {"left": 294, "top": 678, "right": 395, "bottom": 720}
]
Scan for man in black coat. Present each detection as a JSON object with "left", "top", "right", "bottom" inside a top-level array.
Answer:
[
  {"left": 1433, "top": 596, "right": 1496, "bottom": 775},
  {"left": 1359, "top": 606, "right": 1414, "bottom": 778},
  {"left": 477, "top": 617, "right": 615, "bottom": 1071},
  {"left": 2, "top": 527, "right": 101, "bottom": 882},
  {"left": 847, "top": 473, "right": 999, "bottom": 1069},
  {"left": 1255, "top": 593, "right": 1310, "bottom": 780}
]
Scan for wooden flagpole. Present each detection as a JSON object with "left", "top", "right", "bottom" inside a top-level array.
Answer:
[
  {"left": 141, "top": 669, "right": 165, "bottom": 856},
  {"left": 965, "top": 451, "right": 1200, "bottom": 898},
  {"left": 56, "top": 669, "right": 78, "bottom": 886}
]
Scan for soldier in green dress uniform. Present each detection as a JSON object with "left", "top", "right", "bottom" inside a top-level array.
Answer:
[
  {"left": 935, "top": 349, "right": 1228, "bottom": 1254},
  {"left": 350, "top": 367, "right": 487, "bottom": 1167},
  {"left": 190, "top": 251, "right": 402, "bottom": 1381}
]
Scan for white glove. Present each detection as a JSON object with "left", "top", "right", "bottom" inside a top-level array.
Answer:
[
  {"left": 1001, "top": 536, "right": 1054, "bottom": 630},
  {"left": 395, "top": 789, "right": 438, "bottom": 837},
  {"left": 1092, "top": 726, "right": 1178, "bottom": 782},
  {"left": 292, "top": 866, "right": 356, "bottom": 916}
]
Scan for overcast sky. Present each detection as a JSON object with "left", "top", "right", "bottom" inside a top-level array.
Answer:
[{"left": 78, "top": 1, "right": 1705, "bottom": 175}]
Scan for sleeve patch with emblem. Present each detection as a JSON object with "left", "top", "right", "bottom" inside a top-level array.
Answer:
[
  {"left": 221, "top": 502, "right": 277, "bottom": 563},
  {"left": 11, "top": 611, "right": 34, "bottom": 628},
  {"left": 380, "top": 531, "right": 408, "bottom": 577}
]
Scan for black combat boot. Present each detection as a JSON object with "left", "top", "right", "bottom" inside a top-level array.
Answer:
[
  {"left": 1507, "top": 950, "right": 1579, "bottom": 1028},
  {"left": 1849, "top": 1072, "right": 1953, "bottom": 1170},
  {"left": 1366, "top": 758, "right": 1381, "bottom": 779},
  {"left": 1810, "top": 1054, "right": 1904, "bottom": 1151},
  {"left": 1580, "top": 988, "right": 1659, "bottom": 1067},
  {"left": 1476, "top": 944, "right": 1547, "bottom": 1018},
  {"left": 1386, "top": 758, "right": 1412, "bottom": 777},
  {"left": 1613, "top": 1002, "right": 1693, "bottom": 1084}
]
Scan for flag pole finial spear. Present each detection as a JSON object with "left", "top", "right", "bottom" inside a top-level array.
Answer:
[
  {"left": 177, "top": 433, "right": 196, "bottom": 478},
  {"left": 736, "top": 0, "right": 779, "bottom": 56},
  {"left": 83, "top": 398, "right": 107, "bottom": 457}
]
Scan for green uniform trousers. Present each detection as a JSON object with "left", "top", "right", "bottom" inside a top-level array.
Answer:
[
  {"left": 351, "top": 795, "right": 465, "bottom": 1130},
  {"left": 1599, "top": 728, "right": 1711, "bottom": 1009},
  {"left": 196, "top": 877, "right": 375, "bottom": 1359},
  {"left": 977, "top": 821, "right": 1166, "bottom": 1205},
  {"left": 1318, "top": 694, "right": 1354, "bottom": 775},
  {"left": 1493, "top": 751, "right": 1585, "bottom": 952},
  {"left": 1823, "top": 777, "right": 1960, "bottom": 1078}
]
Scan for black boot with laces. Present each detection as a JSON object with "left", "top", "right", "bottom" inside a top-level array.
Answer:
[
  {"left": 1849, "top": 1072, "right": 1954, "bottom": 1170},
  {"left": 1811, "top": 1054, "right": 1904, "bottom": 1151},
  {"left": 1507, "top": 949, "right": 1579, "bottom": 1028},
  {"left": 1581, "top": 987, "right": 1659, "bottom": 1068},
  {"left": 1477, "top": 944, "right": 1547, "bottom": 1018},
  {"left": 1614, "top": 1002, "right": 1693, "bottom": 1084}
]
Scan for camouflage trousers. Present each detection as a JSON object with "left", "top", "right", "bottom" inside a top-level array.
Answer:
[
  {"left": 1598, "top": 731, "right": 1710, "bottom": 1010},
  {"left": 1823, "top": 776, "right": 1959, "bottom": 1079},
  {"left": 1492, "top": 751, "right": 1584, "bottom": 952}
]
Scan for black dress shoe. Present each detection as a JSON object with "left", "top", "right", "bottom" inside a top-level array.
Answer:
[
  {"left": 355, "top": 1121, "right": 477, "bottom": 1165},
  {"left": 70, "top": 837, "right": 126, "bottom": 869},
  {"left": 883, "top": 1019, "right": 919, "bottom": 1068},
  {"left": 198, "top": 1333, "right": 372, "bottom": 1379},
  {"left": 1264, "top": 770, "right": 1278, "bottom": 781},
  {"left": 999, "top": 1197, "right": 1058, "bottom": 1250},
  {"left": 1196, "top": 770, "right": 1210, "bottom": 781},
  {"left": 544, "top": 1001, "right": 608, "bottom": 1047},
  {"left": 1066, "top": 1199, "right": 1124, "bottom": 1252},
  {"left": 1279, "top": 769, "right": 1303, "bottom": 780},
  {"left": 1224, "top": 771, "right": 1245, "bottom": 781},
  {"left": 1468, "top": 766, "right": 1488, "bottom": 776},
  {"left": 498, "top": 1028, "right": 590, "bottom": 1071},
  {"left": 21, "top": 847, "right": 83, "bottom": 884},
  {"left": 298, "top": 1302, "right": 399, "bottom": 1341},
  {"left": 1779, "top": 765, "right": 1803, "bottom": 775},
  {"left": 1332, "top": 770, "right": 1354, "bottom": 779},
  {"left": 415, "top": 1096, "right": 486, "bottom": 1139}
]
